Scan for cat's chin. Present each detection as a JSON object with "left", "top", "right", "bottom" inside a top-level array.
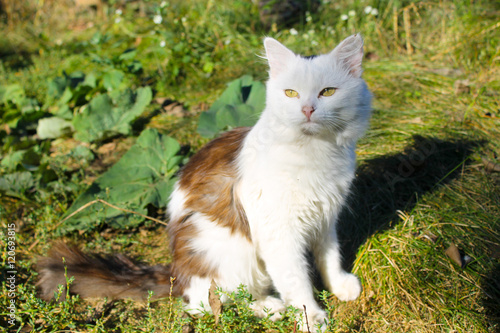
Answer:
[
  {"left": 300, "top": 128, "right": 318, "bottom": 136},
  {"left": 299, "top": 122, "right": 322, "bottom": 136}
]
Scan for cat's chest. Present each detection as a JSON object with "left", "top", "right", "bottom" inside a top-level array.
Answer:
[
  {"left": 270, "top": 145, "right": 352, "bottom": 199},
  {"left": 239, "top": 138, "right": 355, "bottom": 219}
]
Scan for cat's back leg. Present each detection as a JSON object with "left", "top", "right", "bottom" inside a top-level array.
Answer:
[{"left": 168, "top": 206, "right": 272, "bottom": 313}]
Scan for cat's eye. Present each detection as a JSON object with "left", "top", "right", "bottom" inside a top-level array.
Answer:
[
  {"left": 284, "top": 89, "right": 299, "bottom": 98},
  {"left": 319, "top": 87, "right": 336, "bottom": 97}
]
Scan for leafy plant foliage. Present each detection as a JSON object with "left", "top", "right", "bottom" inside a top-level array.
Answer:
[
  {"left": 0, "top": 49, "right": 156, "bottom": 202},
  {"left": 197, "top": 75, "right": 265, "bottom": 137},
  {"left": 0, "top": 84, "right": 44, "bottom": 134},
  {"left": 72, "top": 86, "right": 152, "bottom": 142},
  {"left": 44, "top": 62, "right": 151, "bottom": 142},
  {"left": 60, "top": 128, "right": 183, "bottom": 232}
]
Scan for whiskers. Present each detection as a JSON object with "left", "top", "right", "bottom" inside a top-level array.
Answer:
[
  {"left": 298, "top": 112, "right": 349, "bottom": 137},
  {"left": 321, "top": 113, "right": 350, "bottom": 134}
]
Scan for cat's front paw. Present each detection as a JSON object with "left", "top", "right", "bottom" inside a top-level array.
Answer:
[
  {"left": 298, "top": 307, "right": 328, "bottom": 332},
  {"left": 331, "top": 273, "right": 362, "bottom": 301}
]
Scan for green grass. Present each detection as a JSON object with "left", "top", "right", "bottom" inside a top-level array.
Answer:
[{"left": 1, "top": 0, "right": 499, "bottom": 332}]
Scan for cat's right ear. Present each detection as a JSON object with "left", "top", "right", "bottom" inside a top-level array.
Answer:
[
  {"left": 264, "top": 37, "right": 296, "bottom": 78},
  {"left": 330, "top": 34, "right": 364, "bottom": 78}
]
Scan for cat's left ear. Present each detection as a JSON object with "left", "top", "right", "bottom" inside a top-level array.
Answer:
[
  {"left": 264, "top": 37, "right": 296, "bottom": 78},
  {"left": 330, "top": 34, "right": 364, "bottom": 78}
]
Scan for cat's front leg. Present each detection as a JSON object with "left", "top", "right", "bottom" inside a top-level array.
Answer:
[
  {"left": 314, "top": 224, "right": 362, "bottom": 301},
  {"left": 257, "top": 231, "right": 327, "bottom": 331}
]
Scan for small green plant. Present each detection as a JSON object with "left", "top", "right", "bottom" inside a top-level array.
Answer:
[
  {"left": 190, "top": 285, "right": 298, "bottom": 332},
  {"left": 216, "top": 285, "right": 262, "bottom": 332},
  {"left": 2, "top": 258, "right": 86, "bottom": 332}
]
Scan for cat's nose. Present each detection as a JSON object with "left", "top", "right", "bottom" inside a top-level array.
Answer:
[{"left": 302, "top": 106, "right": 315, "bottom": 121}]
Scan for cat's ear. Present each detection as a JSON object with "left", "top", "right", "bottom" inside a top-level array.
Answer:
[
  {"left": 264, "top": 37, "right": 296, "bottom": 78},
  {"left": 330, "top": 34, "right": 364, "bottom": 78}
]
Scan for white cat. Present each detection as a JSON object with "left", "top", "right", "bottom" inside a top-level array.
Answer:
[
  {"left": 38, "top": 35, "right": 372, "bottom": 332},
  {"left": 167, "top": 34, "right": 372, "bottom": 331}
]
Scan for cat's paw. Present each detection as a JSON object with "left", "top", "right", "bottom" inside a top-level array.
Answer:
[
  {"left": 250, "top": 296, "right": 286, "bottom": 321},
  {"left": 331, "top": 273, "right": 362, "bottom": 301},
  {"left": 298, "top": 307, "right": 328, "bottom": 332}
]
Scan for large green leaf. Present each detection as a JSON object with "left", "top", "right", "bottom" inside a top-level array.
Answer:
[
  {"left": 37, "top": 117, "right": 74, "bottom": 139},
  {"left": 72, "top": 86, "right": 152, "bottom": 142},
  {"left": 215, "top": 105, "right": 239, "bottom": 130},
  {"left": 197, "top": 75, "right": 265, "bottom": 137},
  {"left": 60, "top": 128, "right": 183, "bottom": 232},
  {"left": 102, "top": 69, "right": 125, "bottom": 91}
]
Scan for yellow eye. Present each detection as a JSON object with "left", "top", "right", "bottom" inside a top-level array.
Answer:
[
  {"left": 284, "top": 89, "right": 299, "bottom": 98},
  {"left": 320, "top": 87, "right": 336, "bottom": 97}
]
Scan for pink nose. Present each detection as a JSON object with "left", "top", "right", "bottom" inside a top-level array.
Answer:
[{"left": 302, "top": 106, "right": 315, "bottom": 120}]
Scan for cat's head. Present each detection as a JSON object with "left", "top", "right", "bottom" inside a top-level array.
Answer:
[{"left": 263, "top": 34, "right": 372, "bottom": 146}]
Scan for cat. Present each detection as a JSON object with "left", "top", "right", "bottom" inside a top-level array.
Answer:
[{"left": 37, "top": 34, "right": 372, "bottom": 332}]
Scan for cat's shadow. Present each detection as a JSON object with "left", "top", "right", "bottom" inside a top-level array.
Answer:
[
  {"left": 333, "top": 135, "right": 500, "bottom": 327},
  {"left": 338, "top": 135, "right": 481, "bottom": 268}
]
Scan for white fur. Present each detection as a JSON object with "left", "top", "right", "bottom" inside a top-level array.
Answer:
[
  {"left": 169, "top": 35, "right": 371, "bottom": 332},
  {"left": 189, "top": 213, "right": 271, "bottom": 298},
  {"left": 167, "top": 184, "right": 188, "bottom": 223},
  {"left": 184, "top": 275, "right": 212, "bottom": 314}
]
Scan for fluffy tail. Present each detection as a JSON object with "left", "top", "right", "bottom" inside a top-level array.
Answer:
[{"left": 36, "top": 242, "right": 177, "bottom": 301}]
